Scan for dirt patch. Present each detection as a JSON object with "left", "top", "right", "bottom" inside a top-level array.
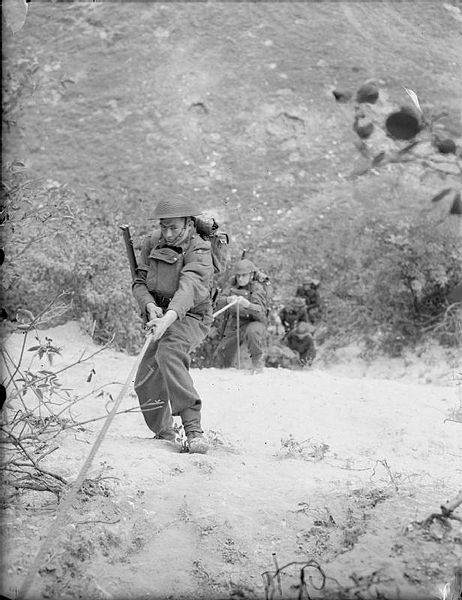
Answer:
[{"left": 1, "top": 322, "right": 461, "bottom": 599}]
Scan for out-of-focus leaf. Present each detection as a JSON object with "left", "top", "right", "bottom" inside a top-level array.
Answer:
[
  {"left": 431, "top": 188, "right": 453, "bottom": 203},
  {"left": 47, "top": 346, "right": 62, "bottom": 355},
  {"left": 403, "top": 87, "right": 422, "bottom": 112},
  {"left": 372, "top": 152, "right": 386, "bottom": 167},
  {"left": 27, "top": 346, "right": 41, "bottom": 352},
  {"left": 449, "top": 193, "right": 462, "bottom": 215}
]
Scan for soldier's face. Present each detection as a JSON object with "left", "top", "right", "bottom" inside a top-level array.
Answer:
[
  {"left": 236, "top": 272, "right": 251, "bottom": 286},
  {"left": 160, "top": 217, "right": 187, "bottom": 244}
]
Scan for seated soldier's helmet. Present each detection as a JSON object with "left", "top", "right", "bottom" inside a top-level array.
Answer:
[
  {"left": 153, "top": 197, "right": 202, "bottom": 219},
  {"left": 234, "top": 259, "right": 256, "bottom": 275},
  {"left": 303, "top": 276, "right": 320, "bottom": 287}
]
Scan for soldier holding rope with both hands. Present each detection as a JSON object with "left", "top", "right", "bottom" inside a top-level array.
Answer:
[{"left": 131, "top": 197, "right": 214, "bottom": 454}]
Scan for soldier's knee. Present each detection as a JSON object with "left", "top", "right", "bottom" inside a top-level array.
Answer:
[{"left": 245, "top": 322, "right": 265, "bottom": 343}]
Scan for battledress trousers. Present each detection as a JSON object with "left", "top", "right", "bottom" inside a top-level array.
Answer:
[
  {"left": 220, "top": 320, "right": 266, "bottom": 367},
  {"left": 134, "top": 315, "right": 210, "bottom": 436}
]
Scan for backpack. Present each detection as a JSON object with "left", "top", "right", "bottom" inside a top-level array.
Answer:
[
  {"left": 254, "top": 269, "right": 272, "bottom": 316},
  {"left": 195, "top": 217, "right": 230, "bottom": 303}
]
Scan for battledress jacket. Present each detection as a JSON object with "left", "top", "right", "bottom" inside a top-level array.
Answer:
[
  {"left": 221, "top": 277, "right": 268, "bottom": 324},
  {"left": 132, "top": 228, "right": 214, "bottom": 321}
]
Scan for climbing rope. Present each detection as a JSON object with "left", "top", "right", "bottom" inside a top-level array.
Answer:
[{"left": 17, "top": 333, "right": 153, "bottom": 600}]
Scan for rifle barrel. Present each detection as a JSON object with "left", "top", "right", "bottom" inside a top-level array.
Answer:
[{"left": 120, "top": 224, "right": 138, "bottom": 281}]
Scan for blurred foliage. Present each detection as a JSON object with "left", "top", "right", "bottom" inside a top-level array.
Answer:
[
  {"left": 312, "top": 214, "right": 461, "bottom": 357},
  {"left": 1, "top": 161, "right": 144, "bottom": 353},
  {"left": 1, "top": 162, "right": 461, "bottom": 361}
]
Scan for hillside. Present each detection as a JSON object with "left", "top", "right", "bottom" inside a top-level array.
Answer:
[
  {"left": 4, "top": 1, "right": 462, "bottom": 228},
  {"left": 1, "top": 6, "right": 462, "bottom": 598}
]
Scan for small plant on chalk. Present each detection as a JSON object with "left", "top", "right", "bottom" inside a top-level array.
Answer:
[{"left": 277, "top": 434, "right": 330, "bottom": 462}]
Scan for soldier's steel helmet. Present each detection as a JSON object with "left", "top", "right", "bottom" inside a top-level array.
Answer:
[
  {"left": 153, "top": 198, "right": 202, "bottom": 219},
  {"left": 303, "top": 277, "right": 320, "bottom": 287},
  {"left": 234, "top": 259, "right": 256, "bottom": 275}
]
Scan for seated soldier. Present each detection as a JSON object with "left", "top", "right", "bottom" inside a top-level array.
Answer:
[
  {"left": 215, "top": 259, "right": 269, "bottom": 372},
  {"left": 279, "top": 297, "right": 308, "bottom": 334},
  {"left": 286, "top": 321, "right": 316, "bottom": 367},
  {"left": 295, "top": 277, "right": 322, "bottom": 324}
]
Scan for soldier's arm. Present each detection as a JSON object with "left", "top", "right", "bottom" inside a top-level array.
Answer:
[
  {"left": 167, "top": 239, "right": 214, "bottom": 319},
  {"left": 238, "top": 282, "right": 266, "bottom": 322}
]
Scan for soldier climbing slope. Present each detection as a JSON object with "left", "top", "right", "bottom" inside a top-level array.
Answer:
[
  {"left": 286, "top": 321, "right": 316, "bottom": 367},
  {"left": 132, "top": 197, "right": 214, "bottom": 454},
  {"left": 279, "top": 296, "right": 309, "bottom": 333},
  {"left": 214, "top": 259, "right": 269, "bottom": 373},
  {"left": 295, "top": 276, "right": 322, "bottom": 323}
]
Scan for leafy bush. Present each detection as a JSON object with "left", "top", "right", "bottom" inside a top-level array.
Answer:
[
  {"left": 1, "top": 162, "right": 143, "bottom": 353},
  {"left": 289, "top": 210, "right": 461, "bottom": 357}
]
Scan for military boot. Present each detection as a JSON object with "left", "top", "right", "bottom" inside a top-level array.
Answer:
[
  {"left": 187, "top": 432, "right": 209, "bottom": 454},
  {"left": 251, "top": 355, "right": 264, "bottom": 374}
]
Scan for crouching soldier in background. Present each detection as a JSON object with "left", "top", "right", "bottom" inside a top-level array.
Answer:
[
  {"left": 295, "top": 277, "right": 322, "bottom": 323},
  {"left": 286, "top": 321, "right": 316, "bottom": 367},
  {"left": 132, "top": 197, "right": 214, "bottom": 454},
  {"left": 279, "top": 296, "right": 309, "bottom": 333},
  {"left": 215, "top": 259, "right": 269, "bottom": 373}
]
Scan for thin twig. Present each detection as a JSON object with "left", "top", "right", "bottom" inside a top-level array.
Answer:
[
  {"left": 62, "top": 404, "right": 160, "bottom": 430},
  {"left": 371, "top": 459, "right": 399, "bottom": 491},
  {"left": 2, "top": 329, "right": 29, "bottom": 389},
  {"left": 262, "top": 556, "right": 326, "bottom": 600},
  {"left": 2, "top": 429, "right": 67, "bottom": 484},
  {"left": 1, "top": 349, "right": 30, "bottom": 413}
]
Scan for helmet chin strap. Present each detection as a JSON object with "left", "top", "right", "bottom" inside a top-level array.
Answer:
[{"left": 166, "top": 218, "right": 190, "bottom": 246}]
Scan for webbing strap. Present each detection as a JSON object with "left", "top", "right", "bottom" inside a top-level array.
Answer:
[{"left": 17, "top": 333, "right": 152, "bottom": 600}]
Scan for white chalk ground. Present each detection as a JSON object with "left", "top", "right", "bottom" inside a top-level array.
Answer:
[{"left": 1, "top": 322, "right": 461, "bottom": 600}]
